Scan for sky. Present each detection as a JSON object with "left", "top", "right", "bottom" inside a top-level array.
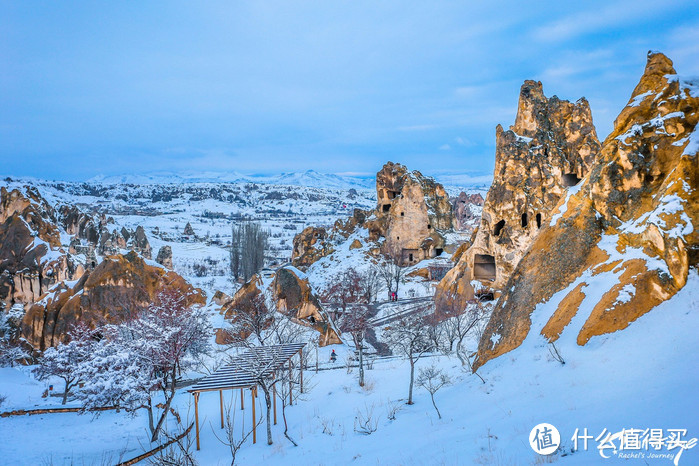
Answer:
[{"left": 1, "top": 1, "right": 698, "bottom": 181}]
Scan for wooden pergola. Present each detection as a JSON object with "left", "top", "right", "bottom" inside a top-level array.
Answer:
[{"left": 188, "top": 342, "right": 305, "bottom": 450}]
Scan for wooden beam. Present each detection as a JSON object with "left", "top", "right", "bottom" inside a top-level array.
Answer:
[
  {"left": 194, "top": 392, "right": 200, "bottom": 451},
  {"left": 289, "top": 359, "right": 293, "bottom": 406},
  {"left": 273, "top": 383, "right": 277, "bottom": 425},
  {"left": 300, "top": 348, "right": 304, "bottom": 394},
  {"left": 219, "top": 390, "right": 224, "bottom": 429},
  {"left": 241, "top": 388, "right": 244, "bottom": 410},
  {"left": 252, "top": 387, "right": 256, "bottom": 444}
]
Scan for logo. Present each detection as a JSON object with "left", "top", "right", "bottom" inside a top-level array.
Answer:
[{"left": 530, "top": 423, "right": 561, "bottom": 455}]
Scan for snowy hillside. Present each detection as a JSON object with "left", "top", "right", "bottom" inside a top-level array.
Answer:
[{"left": 2, "top": 270, "right": 697, "bottom": 465}]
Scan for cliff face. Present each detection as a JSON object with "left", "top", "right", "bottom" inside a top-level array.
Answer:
[
  {"left": 374, "top": 162, "right": 453, "bottom": 265},
  {"left": 21, "top": 251, "right": 205, "bottom": 350},
  {"left": 0, "top": 188, "right": 79, "bottom": 311},
  {"left": 435, "top": 80, "right": 600, "bottom": 311},
  {"left": 475, "top": 52, "right": 699, "bottom": 369}
]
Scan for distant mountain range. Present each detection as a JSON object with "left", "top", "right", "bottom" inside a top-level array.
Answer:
[{"left": 86, "top": 169, "right": 492, "bottom": 191}]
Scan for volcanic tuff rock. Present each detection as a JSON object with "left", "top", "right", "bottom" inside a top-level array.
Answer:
[
  {"left": 292, "top": 162, "right": 459, "bottom": 270},
  {"left": 292, "top": 226, "right": 332, "bottom": 268},
  {"left": 217, "top": 266, "right": 341, "bottom": 346},
  {"left": 156, "top": 245, "right": 174, "bottom": 270},
  {"left": 370, "top": 162, "right": 453, "bottom": 265},
  {"left": 435, "top": 79, "right": 601, "bottom": 311},
  {"left": 0, "top": 187, "right": 79, "bottom": 311},
  {"left": 475, "top": 52, "right": 699, "bottom": 369},
  {"left": 453, "top": 192, "right": 484, "bottom": 233},
  {"left": 22, "top": 251, "right": 205, "bottom": 350}
]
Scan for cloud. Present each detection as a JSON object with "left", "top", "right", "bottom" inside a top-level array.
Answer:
[
  {"left": 439, "top": 144, "right": 451, "bottom": 151},
  {"left": 533, "top": 0, "right": 692, "bottom": 42}
]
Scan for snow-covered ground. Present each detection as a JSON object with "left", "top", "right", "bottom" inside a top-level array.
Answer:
[{"left": 2, "top": 270, "right": 697, "bottom": 465}]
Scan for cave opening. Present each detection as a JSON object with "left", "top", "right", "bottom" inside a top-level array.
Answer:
[
  {"left": 493, "top": 220, "right": 506, "bottom": 236},
  {"left": 521, "top": 213, "right": 528, "bottom": 228},
  {"left": 382, "top": 204, "right": 390, "bottom": 212},
  {"left": 536, "top": 213, "right": 542, "bottom": 229},
  {"left": 435, "top": 248, "right": 443, "bottom": 256},
  {"left": 562, "top": 173, "right": 581, "bottom": 187},
  {"left": 473, "top": 254, "right": 496, "bottom": 281}
]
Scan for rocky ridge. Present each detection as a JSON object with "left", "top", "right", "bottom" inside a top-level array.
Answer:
[
  {"left": 475, "top": 52, "right": 698, "bottom": 369},
  {"left": 435, "top": 79, "right": 601, "bottom": 312}
]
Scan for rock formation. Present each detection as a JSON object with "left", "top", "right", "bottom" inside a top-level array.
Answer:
[
  {"left": 0, "top": 187, "right": 79, "bottom": 311},
  {"left": 453, "top": 192, "right": 484, "bottom": 233},
  {"left": 370, "top": 162, "right": 453, "bottom": 265},
  {"left": 217, "top": 266, "right": 341, "bottom": 346},
  {"left": 435, "top": 79, "right": 601, "bottom": 310},
  {"left": 156, "top": 245, "right": 173, "bottom": 270},
  {"left": 184, "top": 222, "right": 195, "bottom": 237},
  {"left": 475, "top": 52, "right": 698, "bottom": 369},
  {"left": 292, "top": 227, "right": 332, "bottom": 268},
  {"left": 292, "top": 162, "right": 458, "bottom": 269},
  {"left": 22, "top": 251, "right": 205, "bottom": 350}
]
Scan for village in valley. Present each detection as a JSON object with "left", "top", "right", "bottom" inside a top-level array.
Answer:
[{"left": 1, "top": 3, "right": 698, "bottom": 466}]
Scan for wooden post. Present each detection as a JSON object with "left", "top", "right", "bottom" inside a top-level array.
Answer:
[
  {"left": 273, "top": 383, "right": 277, "bottom": 425},
  {"left": 241, "top": 388, "right": 244, "bottom": 410},
  {"left": 194, "top": 392, "right": 200, "bottom": 451},
  {"left": 300, "top": 349, "right": 304, "bottom": 394},
  {"left": 316, "top": 345, "right": 319, "bottom": 374},
  {"left": 251, "top": 387, "right": 256, "bottom": 444},
  {"left": 219, "top": 390, "right": 224, "bottom": 429},
  {"left": 289, "top": 359, "right": 293, "bottom": 406}
]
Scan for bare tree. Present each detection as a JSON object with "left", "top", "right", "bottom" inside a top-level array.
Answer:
[
  {"left": 374, "top": 256, "right": 407, "bottom": 300},
  {"left": 357, "top": 267, "right": 381, "bottom": 303},
  {"left": 225, "top": 291, "right": 307, "bottom": 447},
  {"left": 416, "top": 365, "right": 451, "bottom": 419},
  {"left": 230, "top": 224, "right": 242, "bottom": 282},
  {"left": 384, "top": 313, "right": 434, "bottom": 404},
  {"left": 321, "top": 268, "right": 370, "bottom": 387},
  {"left": 437, "top": 296, "right": 488, "bottom": 382},
  {"left": 212, "top": 397, "right": 261, "bottom": 465}
]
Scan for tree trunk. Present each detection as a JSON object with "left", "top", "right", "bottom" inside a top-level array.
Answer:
[
  {"left": 281, "top": 404, "right": 297, "bottom": 446},
  {"left": 150, "top": 371, "right": 177, "bottom": 443},
  {"left": 356, "top": 334, "right": 364, "bottom": 387},
  {"left": 259, "top": 383, "right": 273, "bottom": 445},
  {"left": 430, "top": 393, "right": 442, "bottom": 419},
  {"left": 61, "top": 379, "right": 71, "bottom": 405},
  {"left": 407, "top": 358, "right": 415, "bottom": 405},
  {"left": 147, "top": 399, "right": 155, "bottom": 439},
  {"left": 455, "top": 338, "right": 467, "bottom": 367}
]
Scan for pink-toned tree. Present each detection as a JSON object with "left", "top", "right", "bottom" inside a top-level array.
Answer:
[
  {"left": 76, "top": 287, "right": 211, "bottom": 442},
  {"left": 34, "top": 322, "right": 96, "bottom": 405}
]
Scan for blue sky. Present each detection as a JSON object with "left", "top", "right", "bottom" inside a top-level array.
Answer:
[{"left": 1, "top": 1, "right": 698, "bottom": 181}]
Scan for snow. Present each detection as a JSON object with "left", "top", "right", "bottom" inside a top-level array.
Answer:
[
  {"left": 682, "top": 125, "right": 699, "bottom": 157},
  {"left": 628, "top": 90, "right": 654, "bottom": 107},
  {"left": 549, "top": 182, "right": 583, "bottom": 227},
  {"left": 620, "top": 193, "right": 694, "bottom": 239},
  {"left": 3, "top": 270, "right": 698, "bottom": 464}
]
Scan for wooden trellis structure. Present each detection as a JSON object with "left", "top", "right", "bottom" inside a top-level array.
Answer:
[{"left": 188, "top": 342, "right": 305, "bottom": 450}]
